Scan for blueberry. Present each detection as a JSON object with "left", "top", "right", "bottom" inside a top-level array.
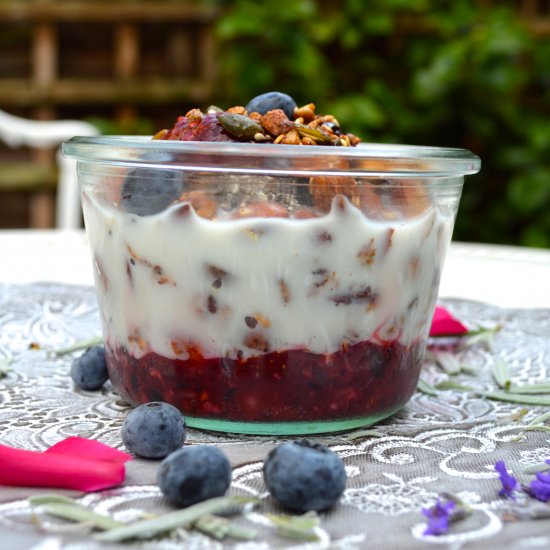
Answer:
[
  {"left": 263, "top": 440, "right": 346, "bottom": 513},
  {"left": 157, "top": 445, "right": 231, "bottom": 507},
  {"left": 121, "top": 167, "right": 184, "bottom": 216},
  {"left": 245, "top": 91, "right": 297, "bottom": 120},
  {"left": 122, "top": 402, "right": 186, "bottom": 459},
  {"left": 70, "top": 346, "right": 108, "bottom": 391}
]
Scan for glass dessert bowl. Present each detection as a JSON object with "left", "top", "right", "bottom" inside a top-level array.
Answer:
[{"left": 63, "top": 112, "right": 480, "bottom": 435}]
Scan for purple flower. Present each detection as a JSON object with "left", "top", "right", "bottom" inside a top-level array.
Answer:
[
  {"left": 528, "top": 469, "right": 550, "bottom": 502},
  {"left": 422, "top": 498, "right": 456, "bottom": 536},
  {"left": 494, "top": 460, "right": 518, "bottom": 498}
]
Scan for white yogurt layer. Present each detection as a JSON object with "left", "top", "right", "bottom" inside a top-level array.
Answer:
[{"left": 82, "top": 194, "right": 453, "bottom": 360}]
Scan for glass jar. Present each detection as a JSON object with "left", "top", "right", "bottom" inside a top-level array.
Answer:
[{"left": 63, "top": 137, "right": 480, "bottom": 435}]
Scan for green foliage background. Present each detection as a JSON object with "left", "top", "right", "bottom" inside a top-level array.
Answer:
[{"left": 209, "top": 0, "right": 550, "bottom": 247}]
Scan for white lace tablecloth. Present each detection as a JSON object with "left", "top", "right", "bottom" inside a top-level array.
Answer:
[{"left": 1, "top": 283, "right": 550, "bottom": 549}]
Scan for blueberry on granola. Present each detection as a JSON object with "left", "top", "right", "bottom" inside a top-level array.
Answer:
[
  {"left": 121, "top": 167, "right": 184, "bottom": 216},
  {"left": 245, "top": 91, "right": 297, "bottom": 120},
  {"left": 263, "top": 440, "right": 346, "bottom": 513},
  {"left": 70, "top": 346, "right": 108, "bottom": 391}
]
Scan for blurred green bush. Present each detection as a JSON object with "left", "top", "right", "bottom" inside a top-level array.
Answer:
[{"left": 210, "top": 0, "right": 550, "bottom": 247}]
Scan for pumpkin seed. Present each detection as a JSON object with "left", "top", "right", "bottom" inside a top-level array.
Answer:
[
  {"left": 218, "top": 113, "right": 263, "bottom": 140},
  {"left": 296, "top": 124, "right": 333, "bottom": 144}
]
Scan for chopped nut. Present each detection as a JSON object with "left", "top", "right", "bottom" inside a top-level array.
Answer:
[
  {"left": 348, "top": 133, "right": 361, "bottom": 146},
  {"left": 152, "top": 129, "right": 169, "bottom": 140},
  {"left": 274, "top": 134, "right": 285, "bottom": 144},
  {"left": 249, "top": 111, "right": 262, "bottom": 121},
  {"left": 281, "top": 128, "right": 301, "bottom": 145},
  {"left": 179, "top": 190, "right": 217, "bottom": 219},
  {"left": 254, "top": 313, "right": 271, "bottom": 329},
  {"left": 243, "top": 332, "right": 269, "bottom": 352},
  {"left": 254, "top": 132, "right": 271, "bottom": 142},
  {"left": 294, "top": 103, "right": 316, "bottom": 122},
  {"left": 260, "top": 109, "right": 295, "bottom": 137},
  {"left": 206, "top": 105, "right": 223, "bottom": 114},
  {"left": 227, "top": 106, "right": 247, "bottom": 115},
  {"left": 185, "top": 108, "right": 203, "bottom": 118},
  {"left": 309, "top": 176, "right": 361, "bottom": 211},
  {"left": 357, "top": 239, "right": 376, "bottom": 265},
  {"left": 279, "top": 279, "right": 291, "bottom": 304},
  {"left": 235, "top": 201, "right": 289, "bottom": 218},
  {"left": 301, "top": 136, "right": 316, "bottom": 145}
]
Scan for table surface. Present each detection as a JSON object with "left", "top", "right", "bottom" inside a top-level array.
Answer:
[{"left": 1, "top": 230, "right": 550, "bottom": 550}]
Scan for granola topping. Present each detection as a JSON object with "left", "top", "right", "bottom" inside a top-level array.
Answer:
[{"left": 155, "top": 95, "right": 360, "bottom": 147}]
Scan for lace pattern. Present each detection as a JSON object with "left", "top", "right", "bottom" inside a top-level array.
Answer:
[{"left": 1, "top": 283, "right": 549, "bottom": 549}]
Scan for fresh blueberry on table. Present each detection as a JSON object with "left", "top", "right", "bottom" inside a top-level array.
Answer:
[
  {"left": 70, "top": 346, "right": 108, "bottom": 391},
  {"left": 245, "top": 91, "right": 298, "bottom": 120},
  {"left": 263, "top": 440, "right": 347, "bottom": 513},
  {"left": 157, "top": 445, "right": 232, "bottom": 507},
  {"left": 121, "top": 402, "right": 186, "bottom": 459},
  {"left": 121, "top": 167, "right": 184, "bottom": 216}
]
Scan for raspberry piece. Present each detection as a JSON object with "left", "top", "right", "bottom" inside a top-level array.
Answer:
[{"left": 158, "top": 113, "right": 236, "bottom": 142}]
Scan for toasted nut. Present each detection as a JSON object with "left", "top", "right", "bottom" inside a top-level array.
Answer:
[
  {"left": 179, "top": 190, "right": 217, "bottom": 219},
  {"left": 152, "top": 129, "right": 169, "bottom": 140},
  {"left": 206, "top": 105, "right": 224, "bottom": 114},
  {"left": 185, "top": 108, "right": 203, "bottom": 118},
  {"left": 234, "top": 201, "right": 289, "bottom": 219},
  {"left": 227, "top": 106, "right": 247, "bottom": 115},
  {"left": 292, "top": 208, "right": 319, "bottom": 219},
  {"left": 340, "top": 135, "right": 351, "bottom": 147},
  {"left": 254, "top": 132, "right": 271, "bottom": 142},
  {"left": 301, "top": 136, "right": 317, "bottom": 145},
  {"left": 274, "top": 134, "right": 285, "bottom": 144},
  {"left": 260, "top": 109, "right": 295, "bottom": 137},
  {"left": 310, "top": 175, "right": 361, "bottom": 211},
  {"left": 249, "top": 111, "right": 262, "bottom": 121},
  {"left": 281, "top": 128, "right": 301, "bottom": 144},
  {"left": 348, "top": 133, "right": 361, "bottom": 146},
  {"left": 294, "top": 103, "right": 316, "bottom": 122}
]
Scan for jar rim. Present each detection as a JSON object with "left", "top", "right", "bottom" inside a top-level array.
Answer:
[{"left": 62, "top": 135, "right": 481, "bottom": 177}]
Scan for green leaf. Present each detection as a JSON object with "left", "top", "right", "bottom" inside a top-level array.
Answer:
[
  {"left": 435, "top": 381, "right": 475, "bottom": 392},
  {"left": 38, "top": 502, "right": 125, "bottom": 531},
  {"left": 527, "top": 410, "right": 550, "bottom": 426},
  {"left": 417, "top": 377, "right": 438, "bottom": 396},
  {"left": 491, "top": 358, "right": 511, "bottom": 390},
  {"left": 431, "top": 350, "right": 462, "bottom": 375},
  {"left": 265, "top": 511, "right": 321, "bottom": 541},
  {"left": 51, "top": 336, "right": 103, "bottom": 357},
  {"left": 0, "top": 357, "right": 12, "bottom": 378},
  {"left": 508, "top": 383, "right": 550, "bottom": 395},
  {"left": 95, "top": 496, "right": 257, "bottom": 542},
  {"left": 193, "top": 513, "right": 256, "bottom": 540},
  {"left": 476, "top": 391, "right": 550, "bottom": 407}
]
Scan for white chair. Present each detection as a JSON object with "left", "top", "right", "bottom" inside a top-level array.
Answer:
[{"left": 0, "top": 109, "right": 99, "bottom": 229}]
